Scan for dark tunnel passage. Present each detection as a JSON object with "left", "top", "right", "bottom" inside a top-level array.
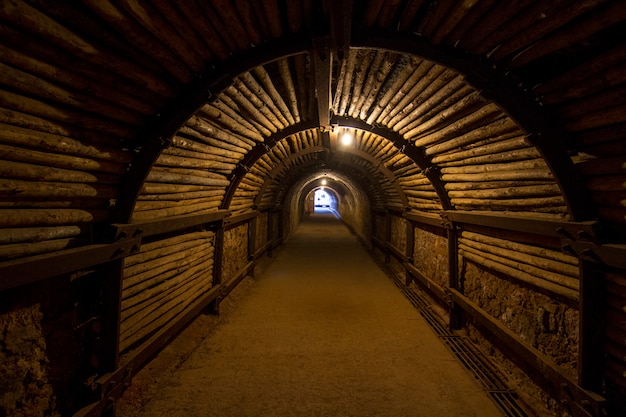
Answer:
[{"left": 1, "top": 1, "right": 626, "bottom": 416}]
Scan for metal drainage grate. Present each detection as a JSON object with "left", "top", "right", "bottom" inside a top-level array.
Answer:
[{"left": 379, "top": 261, "right": 534, "bottom": 417}]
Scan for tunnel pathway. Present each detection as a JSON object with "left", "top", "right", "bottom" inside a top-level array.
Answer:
[{"left": 122, "top": 213, "right": 502, "bottom": 416}]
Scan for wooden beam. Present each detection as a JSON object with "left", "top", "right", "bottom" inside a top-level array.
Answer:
[
  {"left": 0, "top": 238, "right": 141, "bottom": 292},
  {"left": 110, "top": 210, "right": 228, "bottom": 240},
  {"left": 312, "top": 36, "right": 333, "bottom": 129},
  {"left": 443, "top": 210, "right": 599, "bottom": 241}
]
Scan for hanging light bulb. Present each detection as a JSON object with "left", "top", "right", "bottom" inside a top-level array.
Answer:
[
  {"left": 340, "top": 132, "right": 352, "bottom": 146},
  {"left": 321, "top": 179, "right": 327, "bottom": 185}
]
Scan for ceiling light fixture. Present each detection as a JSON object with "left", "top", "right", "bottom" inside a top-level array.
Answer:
[{"left": 340, "top": 132, "right": 352, "bottom": 146}]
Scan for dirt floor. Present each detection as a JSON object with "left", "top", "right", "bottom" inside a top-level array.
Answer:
[{"left": 117, "top": 213, "right": 503, "bottom": 416}]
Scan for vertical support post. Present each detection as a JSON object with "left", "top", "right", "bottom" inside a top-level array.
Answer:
[
  {"left": 276, "top": 209, "right": 284, "bottom": 245},
  {"left": 405, "top": 218, "right": 415, "bottom": 286},
  {"left": 578, "top": 260, "right": 605, "bottom": 391},
  {"left": 208, "top": 224, "right": 225, "bottom": 315},
  {"left": 267, "top": 211, "right": 275, "bottom": 257},
  {"left": 384, "top": 210, "right": 392, "bottom": 264},
  {"left": 248, "top": 215, "right": 257, "bottom": 262},
  {"left": 100, "top": 259, "right": 124, "bottom": 371},
  {"left": 448, "top": 226, "right": 463, "bottom": 330}
]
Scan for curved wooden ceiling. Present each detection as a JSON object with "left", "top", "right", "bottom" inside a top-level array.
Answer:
[{"left": 1, "top": 0, "right": 626, "bottom": 259}]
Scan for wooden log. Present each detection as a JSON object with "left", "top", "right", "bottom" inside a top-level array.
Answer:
[
  {"left": 277, "top": 58, "right": 301, "bottom": 123},
  {"left": 0, "top": 237, "right": 88, "bottom": 260},
  {"left": 0, "top": 107, "right": 124, "bottom": 149},
  {"left": 123, "top": 242, "right": 210, "bottom": 284},
  {"left": 171, "top": 135, "right": 244, "bottom": 160},
  {"left": 511, "top": 1, "right": 626, "bottom": 69},
  {"left": 555, "top": 84, "right": 626, "bottom": 118},
  {"left": 131, "top": 201, "right": 222, "bottom": 222},
  {"left": 0, "top": 0, "right": 176, "bottom": 97},
  {"left": 0, "top": 159, "right": 120, "bottom": 184},
  {"left": 156, "top": 153, "right": 235, "bottom": 171},
  {"left": 0, "top": 89, "right": 137, "bottom": 139},
  {"left": 441, "top": 159, "right": 548, "bottom": 174},
  {"left": 443, "top": 170, "right": 554, "bottom": 182},
  {"left": 576, "top": 155, "right": 626, "bottom": 176},
  {"left": 431, "top": 0, "right": 480, "bottom": 44},
  {"left": 294, "top": 53, "right": 310, "bottom": 120},
  {"left": 396, "top": 74, "right": 466, "bottom": 133},
  {"left": 176, "top": 0, "right": 229, "bottom": 59},
  {"left": 134, "top": 197, "right": 223, "bottom": 212},
  {"left": 386, "top": 64, "right": 446, "bottom": 127},
  {"left": 253, "top": 66, "right": 295, "bottom": 124},
  {"left": 534, "top": 44, "right": 626, "bottom": 97},
  {"left": 123, "top": 255, "right": 213, "bottom": 306},
  {"left": 0, "top": 44, "right": 157, "bottom": 115},
  {"left": 78, "top": 0, "right": 193, "bottom": 83},
  {"left": 378, "top": 60, "right": 435, "bottom": 124},
  {"left": 0, "top": 225, "right": 84, "bottom": 244},
  {"left": 0, "top": 208, "right": 109, "bottom": 227},
  {"left": 448, "top": 184, "right": 561, "bottom": 199},
  {"left": 150, "top": 166, "right": 229, "bottom": 181},
  {"left": 238, "top": 73, "right": 288, "bottom": 127},
  {"left": 445, "top": 180, "right": 555, "bottom": 191},
  {"left": 178, "top": 126, "right": 250, "bottom": 154},
  {"left": 409, "top": 100, "right": 501, "bottom": 145},
  {"left": 432, "top": 135, "right": 528, "bottom": 164},
  {"left": 565, "top": 102, "right": 626, "bottom": 132},
  {"left": 459, "top": 249, "right": 578, "bottom": 300},
  {"left": 145, "top": 171, "right": 230, "bottom": 187},
  {"left": 397, "top": 0, "right": 428, "bottom": 31},
  {"left": 124, "top": 233, "right": 214, "bottom": 268},
  {"left": 461, "top": 231, "right": 578, "bottom": 267},
  {"left": 0, "top": 122, "right": 131, "bottom": 162},
  {"left": 585, "top": 176, "right": 626, "bottom": 192},
  {"left": 117, "top": 0, "right": 205, "bottom": 73},
  {"left": 162, "top": 146, "right": 238, "bottom": 164},
  {"left": 122, "top": 256, "right": 213, "bottom": 318},
  {"left": 120, "top": 272, "right": 212, "bottom": 351},
  {"left": 138, "top": 190, "right": 225, "bottom": 202},
  {"left": 478, "top": 0, "right": 581, "bottom": 58},
  {"left": 425, "top": 119, "right": 520, "bottom": 156},
  {"left": 592, "top": 191, "right": 626, "bottom": 208},
  {"left": 355, "top": 51, "right": 398, "bottom": 120},
  {"left": 451, "top": 196, "right": 566, "bottom": 208},
  {"left": 457, "top": 1, "right": 527, "bottom": 51},
  {"left": 439, "top": 147, "right": 541, "bottom": 168},
  {"left": 198, "top": 105, "right": 263, "bottom": 144},
  {"left": 393, "top": 69, "right": 461, "bottom": 130},
  {"left": 349, "top": 50, "right": 382, "bottom": 118},
  {"left": 229, "top": 81, "right": 282, "bottom": 132},
  {"left": 0, "top": 178, "right": 117, "bottom": 199},
  {"left": 234, "top": 0, "right": 263, "bottom": 44},
  {"left": 367, "top": 56, "right": 421, "bottom": 124},
  {"left": 0, "top": 62, "right": 145, "bottom": 126},
  {"left": 0, "top": 21, "right": 169, "bottom": 106}
]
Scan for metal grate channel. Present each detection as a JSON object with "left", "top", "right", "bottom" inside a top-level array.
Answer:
[{"left": 377, "top": 260, "right": 534, "bottom": 417}]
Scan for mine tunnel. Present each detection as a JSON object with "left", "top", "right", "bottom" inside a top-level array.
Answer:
[{"left": 1, "top": 1, "right": 626, "bottom": 416}]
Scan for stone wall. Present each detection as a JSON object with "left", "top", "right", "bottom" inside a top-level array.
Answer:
[
  {"left": 413, "top": 225, "right": 448, "bottom": 289},
  {"left": 223, "top": 223, "right": 250, "bottom": 282}
]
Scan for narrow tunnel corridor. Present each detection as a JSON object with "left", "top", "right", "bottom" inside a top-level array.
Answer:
[
  {"left": 2, "top": 2, "right": 626, "bottom": 417},
  {"left": 118, "top": 213, "right": 502, "bottom": 417}
]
